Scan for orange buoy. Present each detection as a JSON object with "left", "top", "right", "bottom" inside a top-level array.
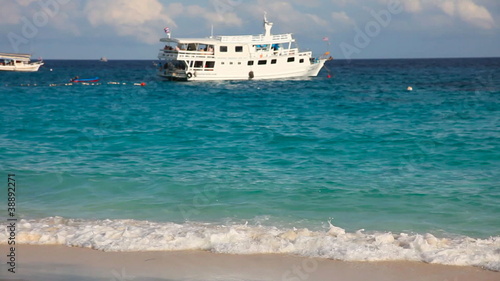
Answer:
[{"left": 140, "top": 82, "right": 146, "bottom": 86}]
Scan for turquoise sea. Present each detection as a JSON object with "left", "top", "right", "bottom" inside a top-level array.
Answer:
[{"left": 1, "top": 58, "right": 499, "bottom": 270}]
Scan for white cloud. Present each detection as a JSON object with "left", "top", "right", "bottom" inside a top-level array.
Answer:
[
  {"left": 399, "top": 0, "right": 495, "bottom": 29},
  {"left": 165, "top": 3, "right": 184, "bottom": 18},
  {"left": 0, "top": 0, "right": 41, "bottom": 25},
  {"left": 47, "top": 1, "right": 82, "bottom": 36},
  {"left": 331, "top": 0, "right": 348, "bottom": 6},
  {"left": 82, "top": 1, "right": 243, "bottom": 43},
  {"left": 439, "top": 1, "right": 456, "bottom": 16},
  {"left": 288, "top": 0, "right": 324, "bottom": 7},
  {"left": 403, "top": 0, "right": 423, "bottom": 13},
  {"left": 16, "top": 0, "right": 38, "bottom": 6},
  {"left": 84, "top": 0, "right": 175, "bottom": 44},
  {"left": 243, "top": 1, "right": 330, "bottom": 35},
  {"left": 456, "top": 0, "right": 495, "bottom": 29},
  {"left": 0, "top": 1, "right": 24, "bottom": 24},
  {"left": 435, "top": 0, "right": 495, "bottom": 29},
  {"left": 184, "top": 4, "right": 242, "bottom": 26},
  {"left": 0, "top": 0, "right": 80, "bottom": 35},
  {"left": 331, "top": 11, "right": 355, "bottom": 27}
]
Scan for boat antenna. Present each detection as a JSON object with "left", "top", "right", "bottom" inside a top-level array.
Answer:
[{"left": 210, "top": 24, "right": 214, "bottom": 38}]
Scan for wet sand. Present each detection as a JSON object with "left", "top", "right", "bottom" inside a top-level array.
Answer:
[{"left": 0, "top": 245, "right": 498, "bottom": 281}]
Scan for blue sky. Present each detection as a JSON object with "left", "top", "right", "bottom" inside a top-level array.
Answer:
[{"left": 1, "top": 0, "right": 498, "bottom": 59}]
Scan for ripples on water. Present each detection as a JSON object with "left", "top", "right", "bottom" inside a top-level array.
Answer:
[{"left": 1, "top": 58, "right": 499, "bottom": 241}]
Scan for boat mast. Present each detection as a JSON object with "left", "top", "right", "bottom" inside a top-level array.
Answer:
[{"left": 263, "top": 12, "right": 273, "bottom": 39}]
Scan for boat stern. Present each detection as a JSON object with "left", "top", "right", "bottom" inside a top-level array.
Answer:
[{"left": 157, "top": 68, "right": 189, "bottom": 81}]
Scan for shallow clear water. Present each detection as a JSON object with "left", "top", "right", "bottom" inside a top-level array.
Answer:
[{"left": 1, "top": 58, "right": 499, "bottom": 269}]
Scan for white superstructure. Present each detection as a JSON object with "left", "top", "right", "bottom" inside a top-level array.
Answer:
[
  {"left": 157, "top": 16, "right": 326, "bottom": 81},
  {"left": 0, "top": 53, "right": 44, "bottom": 72}
]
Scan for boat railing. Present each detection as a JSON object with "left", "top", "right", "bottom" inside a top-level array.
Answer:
[
  {"left": 270, "top": 34, "right": 292, "bottom": 41},
  {"left": 218, "top": 33, "right": 292, "bottom": 43},
  {"left": 189, "top": 67, "right": 215, "bottom": 72},
  {"left": 298, "top": 51, "right": 312, "bottom": 57},
  {"left": 218, "top": 35, "right": 253, "bottom": 42},
  {"left": 159, "top": 49, "right": 215, "bottom": 59},
  {"left": 159, "top": 47, "right": 311, "bottom": 60},
  {"left": 280, "top": 49, "right": 298, "bottom": 56},
  {"left": 247, "top": 48, "right": 310, "bottom": 59},
  {"left": 254, "top": 48, "right": 299, "bottom": 57}
]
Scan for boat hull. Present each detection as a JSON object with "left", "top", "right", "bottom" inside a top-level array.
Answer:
[
  {"left": 157, "top": 60, "right": 326, "bottom": 81},
  {"left": 0, "top": 62, "right": 43, "bottom": 72},
  {"left": 72, "top": 78, "right": 100, "bottom": 83}
]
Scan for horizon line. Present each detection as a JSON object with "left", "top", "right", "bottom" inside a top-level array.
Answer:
[{"left": 39, "top": 56, "right": 500, "bottom": 61}]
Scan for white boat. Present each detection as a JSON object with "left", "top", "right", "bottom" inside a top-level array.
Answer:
[
  {"left": 0, "top": 53, "right": 44, "bottom": 72},
  {"left": 100, "top": 57, "right": 108, "bottom": 62},
  {"left": 157, "top": 15, "right": 326, "bottom": 81}
]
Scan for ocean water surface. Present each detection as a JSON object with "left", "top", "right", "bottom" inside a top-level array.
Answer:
[{"left": 0, "top": 58, "right": 499, "bottom": 270}]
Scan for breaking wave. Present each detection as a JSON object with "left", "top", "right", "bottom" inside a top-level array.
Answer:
[{"left": 1, "top": 217, "right": 499, "bottom": 271}]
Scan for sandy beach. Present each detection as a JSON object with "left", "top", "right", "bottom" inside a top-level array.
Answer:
[{"left": 0, "top": 245, "right": 498, "bottom": 281}]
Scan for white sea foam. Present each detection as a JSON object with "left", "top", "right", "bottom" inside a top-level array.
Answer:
[{"left": 1, "top": 217, "right": 499, "bottom": 271}]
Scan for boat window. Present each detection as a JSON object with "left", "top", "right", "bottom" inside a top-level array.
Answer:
[
  {"left": 194, "top": 61, "right": 203, "bottom": 68},
  {"left": 197, "top": 44, "right": 214, "bottom": 52},
  {"left": 271, "top": 59, "right": 277, "bottom": 64},
  {"left": 235, "top": 46, "right": 243, "bottom": 52},
  {"left": 230, "top": 62, "right": 233, "bottom": 65},
  {"left": 300, "top": 59, "right": 304, "bottom": 63},
  {"left": 205, "top": 61, "right": 215, "bottom": 68},
  {"left": 254, "top": 45, "right": 269, "bottom": 51},
  {"left": 287, "top": 57, "right": 295, "bottom": 63},
  {"left": 258, "top": 60, "right": 267, "bottom": 65},
  {"left": 189, "top": 61, "right": 194, "bottom": 67},
  {"left": 248, "top": 61, "right": 254, "bottom": 66},
  {"left": 238, "top": 62, "right": 241, "bottom": 65},
  {"left": 187, "top": 43, "right": 197, "bottom": 51},
  {"left": 220, "top": 46, "right": 228, "bottom": 52}
]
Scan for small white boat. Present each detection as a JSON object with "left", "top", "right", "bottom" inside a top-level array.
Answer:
[
  {"left": 157, "top": 15, "right": 326, "bottom": 81},
  {"left": 100, "top": 57, "right": 108, "bottom": 62},
  {"left": 0, "top": 53, "right": 44, "bottom": 72}
]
